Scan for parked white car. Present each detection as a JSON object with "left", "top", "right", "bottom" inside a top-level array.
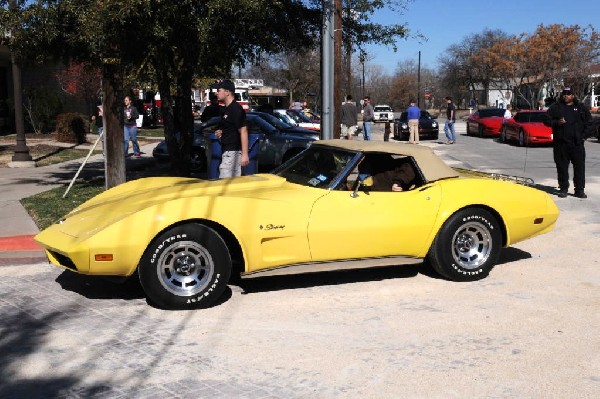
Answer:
[
  {"left": 373, "top": 105, "right": 394, "bottom": 123},
  {"left": 274, "top": 109, "right": 320, "bottom": 131}
]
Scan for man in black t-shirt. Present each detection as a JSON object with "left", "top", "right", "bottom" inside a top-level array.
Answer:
[
  {"left": 547, "top": 87, "right": 591, "bottom": 198},
  {"left": 444, "top": 96, "right": 456, "bottom": 144},
  {"left": 214, "top": 79, "right": 249, "bottom": 178}
]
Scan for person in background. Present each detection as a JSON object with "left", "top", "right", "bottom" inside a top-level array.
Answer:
[
  {"left": 469, "top": 97, "right": 478, "bottom": 111},
  {"left": 201, "top": 91, "right": 222, "bottom": 122},
  {"left": 503, "top": 104, "right": 513, "bottom": 121},
  {"left": 537, "top": 100, "right": 545, "bottom": 110},
  {"left": 444, "top": 96, "right": 456, "bottom": 144},
  {"left": 123, "top": 96, "right": 141, "bottom": 157},
  {"left": 214, "top": 79, "right": 249, "bottom": 178},
  {"left": 91, "top": 104, "right": 103, "bottom": 135},
  {"left": 362, "top": 96, "right": 374, "bottom": 140},
  {"left": 406, "top": 99, "right": 421, "bottom": 144},
  {"left": 340, "top": 94, "right": 358, "bottom": 140},
  {"left": 289, "top": 99, "right": 303, "bottom": 111},
  {"left": 546, "top": 87, "right": 591, "bottom": 199}
]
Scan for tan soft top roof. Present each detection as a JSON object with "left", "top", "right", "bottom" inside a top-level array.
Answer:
[{"left": 313, "top": 140, "right": 459, "bottom": 183}]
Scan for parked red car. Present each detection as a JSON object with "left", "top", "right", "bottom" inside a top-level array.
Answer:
[
  {"left": 466, "top": 108, "right": 505, "bottom": 137},
  {"left": 500, "top": 110, "right": 553, "bottom": 146}
]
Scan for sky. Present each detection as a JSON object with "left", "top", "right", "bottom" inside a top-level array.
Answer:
[{"left": 366, "top": 0, "right": 600, "bottom": 74}]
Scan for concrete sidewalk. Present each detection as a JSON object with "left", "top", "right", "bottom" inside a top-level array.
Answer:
[{"left": 0, "top": 139, "right": 163, "bottom": 265}]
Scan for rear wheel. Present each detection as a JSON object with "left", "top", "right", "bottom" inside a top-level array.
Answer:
[
  {"left": 427, "top": 208, "right": 502, "bottom": 282},
  {"left": 138, "top": 224, "right": 231, "bottom": 309}
]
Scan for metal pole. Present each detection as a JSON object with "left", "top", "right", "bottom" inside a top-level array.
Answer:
[
  {"left": 63, "top": 131, "right": 104, "bottom": 198},
  {"left": 321, "top": 0, "right": 334, "bottom": 139},
  {"left": 417, "top": 51, "right": 421, "bottom": 108},
  {"left": 9, "top": 0, "right": 33, "bottom": 164}
]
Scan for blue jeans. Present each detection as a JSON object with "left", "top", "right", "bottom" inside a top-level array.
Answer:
[
  {"left": 363, "top": 121, "right": 372, "bottom": 140},
  {"left": 444, "top": 120, "right": 456, "bottom": 142},
  {"left": 124, "top": 124, "right": 140, "bottom": 155}
]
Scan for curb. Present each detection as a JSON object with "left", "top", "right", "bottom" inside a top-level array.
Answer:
[{"left": 0, "top": 235, "right": 42, "bottom": 251}]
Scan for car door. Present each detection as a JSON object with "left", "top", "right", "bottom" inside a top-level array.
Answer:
[
  {"left": 503, "top": 113, "right": 518, "bottom": 139},
  {"left": 245, "top": 116, "right": 279, "bottom": 167},
  {"left": 307, "top": 184, "right": 442, "bottom": 261}
]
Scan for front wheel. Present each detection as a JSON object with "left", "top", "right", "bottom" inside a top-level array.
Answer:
[
  {"left": 190, "top": 149, "right": 207, "bottom": 172},
  {"left": 478, "top": 125, "right": 485, "bottom": 137},
  {"left": 427, "top": 208, "right": 502, "bottom": 282},
  {"left": 138, "top": 224, "right": 231, "bottom": 309},
  {"left": 518, "top": 130, "right": 526, "bottom": 147}
]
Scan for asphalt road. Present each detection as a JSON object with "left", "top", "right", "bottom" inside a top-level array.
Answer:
[{"left": 1, "top": 122, "right": 599, "bottom": 398}]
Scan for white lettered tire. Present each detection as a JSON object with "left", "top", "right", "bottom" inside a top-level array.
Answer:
[
  {"left": 427, "top": 208, "right": 502, "bottom": 281},
  {"left": 139, "top": 224, "right": 231, "bottom": 309}
]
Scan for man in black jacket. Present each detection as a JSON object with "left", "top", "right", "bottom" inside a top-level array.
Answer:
[{"left": 547, "top": 87, "right": 592, "bottom": 198}]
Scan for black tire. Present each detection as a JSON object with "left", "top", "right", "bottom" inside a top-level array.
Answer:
[
  {"left": 427, "top": 208, "right": 502, "bottom": 282},
  {"left": 138, "top": 224, "right": 231, "bottom": 309},
  {"left": 518, "top": 130, "right": 526, "bottom": 147},
  {"left": 466, "top": 123, "right": 471, "bottom": 136},
  {"left": 190, "top": 149, "right": 207, "bottom": 172},
  {"left": 478, "top": 125, "right": 485, "bottom": 137}
]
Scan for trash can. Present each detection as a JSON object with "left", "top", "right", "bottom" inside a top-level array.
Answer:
[
  {"left": 205, "top": 132, "right": 263, "bottom": 179},
  {"left": 205, "top": 133, "right": 222, "bottom": 179},
  {"left": 242, "top": 133, "right": 263, "bottom": 175}
]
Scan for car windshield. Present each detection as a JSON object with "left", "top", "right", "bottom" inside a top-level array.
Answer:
[
  {"left": 516, "top": 112, "right": 550, "bottom": 123},
  {"left": 478, "top": 109, "right": 505, "bottom": 118},
  {"left": 273, "top": 146, "right": 356, "bottom": 189},
  {"left": 254, "top": 112, "right": 293, "bottom": 129},
  {"left": 374, "top": 106, "right": 392, "bottom": 112},
  {"left": 294, "top": 111, "right": 316, "bottom": 123}
]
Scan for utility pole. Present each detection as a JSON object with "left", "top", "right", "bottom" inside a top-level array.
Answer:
[
  {"left": 8, "top": 0, "right": 34, "bottom": 167},
  {"left": 333, "top": 0, "right": 342, "bottom": 139},
  {"left": 359, "top": 50, "right": 366, "bottom": 100},
  {"left": 417, "top": 51, "right": 421, "bottom": 108},
  {"left": 321, "top": 0, "right": 334, "bottom": 139}
]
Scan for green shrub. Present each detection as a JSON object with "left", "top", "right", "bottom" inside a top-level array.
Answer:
[{"left": 56, "top": 112, "right": 88, "bottom": 144}]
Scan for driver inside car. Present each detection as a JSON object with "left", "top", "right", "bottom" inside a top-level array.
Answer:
[
  {"left": 355, "top": 155, "right": 417, "bottom": 192},
  {"left": 370, "top": 162, "right": 416, "bottom": 192}
]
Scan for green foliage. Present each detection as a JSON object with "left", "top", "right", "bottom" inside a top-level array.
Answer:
[{"left": 55, "top": 112, "right": 88, "bottom": 144}]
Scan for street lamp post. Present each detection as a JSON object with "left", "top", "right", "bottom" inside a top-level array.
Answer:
[{"left": 8, "top": 0, "right": 34, "bottom": 167}]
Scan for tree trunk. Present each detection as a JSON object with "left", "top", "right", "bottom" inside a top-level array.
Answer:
[{"left": 102, "top": 62, "right": 126, "bottom": 189}]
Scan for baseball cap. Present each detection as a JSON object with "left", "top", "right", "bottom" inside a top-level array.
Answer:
[
  {"left": 217, "top": 79, "right": 235, "bottom": 93},
  {"left": 561, "top": 87, "right": 573, "bottom": 95}
]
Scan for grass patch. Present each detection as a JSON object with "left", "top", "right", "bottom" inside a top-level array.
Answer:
[
  {"left": 21, "top": 179, "right": 105, "bottom": 230},
  {"left": 138, "top": 128, "right": 165, "bottom": 138},
  {"left": 35, "top": 147, "right": 103, "bottom": 167}
]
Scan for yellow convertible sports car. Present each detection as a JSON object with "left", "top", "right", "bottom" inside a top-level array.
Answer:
[{"left": 35, "top": 140, "right": 559, "bottom": 309}]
